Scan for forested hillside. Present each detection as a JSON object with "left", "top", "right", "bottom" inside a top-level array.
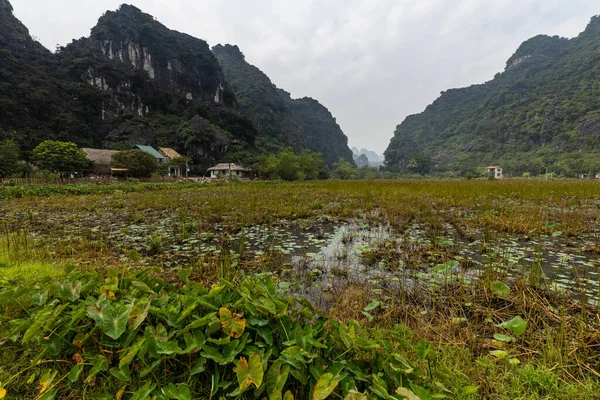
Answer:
[
  {"left": 0, "top": 1, "right": 351, "bottom": 170},
  {"left": 213, "top": 44, "right": 354, "bottom": 166},
  {"left": 385, "top": 16, "right": 600, "bottom": 177}
]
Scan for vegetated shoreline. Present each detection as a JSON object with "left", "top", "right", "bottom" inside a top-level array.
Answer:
[{"left": 0, "top": 179, "right": 599, "bottom": 399}]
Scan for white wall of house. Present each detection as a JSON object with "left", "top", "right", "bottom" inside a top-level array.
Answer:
[{"left": 210, "top": 169, "right": 245, "bottom": 178}]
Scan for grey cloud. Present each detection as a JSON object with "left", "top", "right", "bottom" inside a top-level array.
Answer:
[{"left": 11, "top": 0, "right": 600, "bottom": 152}]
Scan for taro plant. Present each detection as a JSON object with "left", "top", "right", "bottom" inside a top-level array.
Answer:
[{"left": 0, "top": 269, "right": 448, "bottom": 399}]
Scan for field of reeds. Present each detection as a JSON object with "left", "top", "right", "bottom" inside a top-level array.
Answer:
[{"left": 0, "top": 179, "right": 599, "bottom": 399}]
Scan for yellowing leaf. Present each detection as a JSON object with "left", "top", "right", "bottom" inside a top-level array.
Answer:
[
  {"left": 234, "top": 354, "right": 264, "bottom": 391},
  {"left": 312, "top": 373, "right": 340, "bottom": 400},
  {"left": 283, "top": 391, "right": 294, "bottom": 400},
  {"left": 38, "top": 370, "right": 57, "bottom": 394},
  {"left": 395, "top": 387, "right": 421, "bottom": 400},
  {"left": 116, "top": 385, "right": 127, "bottom": 400},
  {"left": 220, "top": 307, "right": 246, "bottom": 338},
  {"left": 343, "top": 391, "right": 367, "bottom": 400}
]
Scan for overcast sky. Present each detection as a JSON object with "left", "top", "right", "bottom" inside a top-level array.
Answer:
[{"left": 10, "top": 0, "right": 600, "bottom": 154}]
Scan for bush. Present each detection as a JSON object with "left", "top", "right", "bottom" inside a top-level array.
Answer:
[{"left": 332, "top": 159, "right": 356, "bottom": 180}]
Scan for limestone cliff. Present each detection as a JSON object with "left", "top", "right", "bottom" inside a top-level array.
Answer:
[{"left": 213, "top": 44, "right": 354, "bottom": 166}]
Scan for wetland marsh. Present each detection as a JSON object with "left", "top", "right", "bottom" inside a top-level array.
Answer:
[{"left": 0, "top": 180, "right": 599, "bottom": 399}]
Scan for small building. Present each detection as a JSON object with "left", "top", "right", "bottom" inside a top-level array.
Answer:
[
  {"left": 81, "top": 148, "right": 119, "bottom": 174},
  {"left": 579, "top": 173, "right": 590, "bottom": 179},
  {"left": 135, "top": 145, "right": 166, "bottom": 164},
  {"left": 487, "top": 166, "right": 503, "bottom": 179},
  {"left": 158, "top": 147, "right": 185, "bottom": 177},
  {"left": 207, "top": 163, "right": 252, "bottom": 179}
]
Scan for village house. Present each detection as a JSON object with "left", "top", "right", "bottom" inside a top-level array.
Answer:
[
  {"left": 487, "top": 166, "right": 503, "bottom": 179},
  {"left": 207, "top": 163, "right": 252, "bottom": 179},
  {"left": 158, "top": 147, "right": 185, "bottom": 177},
  {"left": 81, "top": 148, "right": 120, "bottom": 175},
  {"left": 135, "top": 145, "right": 166, "bottom": 164}
]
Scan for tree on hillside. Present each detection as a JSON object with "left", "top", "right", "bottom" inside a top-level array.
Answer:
[
  {"left": 0, "top": 139, "right": 23, "bottom": 178},
  {"left": 406, "top": 152, "right": 432, "bottom": 175},
  {"left": 111, "top": 150, "right": 158, "bottom": 177},
  {"left": 32, "top": 140, "right": 91, "bottom": 174}
]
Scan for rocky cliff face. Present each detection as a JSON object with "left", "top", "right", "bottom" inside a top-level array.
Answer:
[
  {"left": 384, "top": 15, "right": 600, "bottom": 177},
  {"left": 0, "top": 1, "right": 352, "bottom": 169},
  {"left": 52, "top": 4, "right": 237, "bottom": 148},
  {"left": 0, "top": 1, "right": 251, "bottom": 167},
  {"left": 0, "top": 0, "right": 63, "bottom": 149},
  {"left": 86, "top": 5, "right": 226, "bottom": 105},
  {"left": 213, "top": 44, "right": 354, "bottom": 166}
]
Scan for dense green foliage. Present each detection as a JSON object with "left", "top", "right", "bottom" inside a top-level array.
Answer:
[
  {"left": 111, "top": 150, "right": 158, "bottom": 177},
  {"left": 32, "top": 140, "right": 91, "bottom": 174},
  {"left": 385, "top": 17, "right": 600, "bottom": 177},
  {"left": 0, "top": 139, "right": 22, "bottom": 178},
  {"left": 332, "top": 159, "right": 357, "bottom": 180},
  {"left": 212, "top": 45, "right": 354, "bottom": 167},
  {"left": 0, "top": 269, "right": 442, "bottom": 399},
  {"left": 256, "top": 148, "right": 328, "bottom": 181}
]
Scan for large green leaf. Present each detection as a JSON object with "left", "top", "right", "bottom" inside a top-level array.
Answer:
[
  {"left": 128, "top": 298, "right": 150, "bottom": 330},
  {"left": 490, "top": 281, "right": 511, "bottom": 297},
  {"left": 119, "top": 338, "right": 144, "bottom": 370},
  {"left": 313, "top": 373, "right": 340, "bottom": 400},
  {"left": 182, "top": 330, "right": 206, "bottom": 354},
  {"left": 433, "top": 261, "right": 459, "bottom": 274},
  {"left": 67, "top": 363, "right": 84, "bottom": 383},
  {"left": 267, "top": 360, "right": 290, "bottom": 400},
  {"left": 280, "top": 346, "right": 312, "bottom": 369},
  {"left": 109, "top": 366, "right": 131, "bottom": 382},
  {"left": 85, "top": 297, "right": 110, "bottom": 326},
  {"left": 103, "top": 305, "right": 130, "bottom": 340},
  {"left": 145, "top": 324, "right": 182, "bottom": 357},
  {"left": 234, "top": 354, "right": 264, "bottom": 391},
  {"left": 496, "top": 316, "right": 528, "bottom": 337},
  {"left": 163, "top": 383, "right": 192, "bottom": 400},
  {"left": 415, "top": 340, "right": 431, "bottom": 361},
  {"left": 85, "top": 354, "right": 108, "bottom": 383},
  {"left": 131, "top": 382, "right": 157, "bottom": 400},
  {"left": 22, "top": 308, "right": 53, "bottom": 344}
]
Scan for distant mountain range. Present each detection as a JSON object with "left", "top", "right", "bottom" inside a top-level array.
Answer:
[
  {"left": 0, "top": 0, "right": 353, "bottom": 169},
  {"left": 384, "top": 16, "right": 600, "bottom": 177},
  {"left": 351, "top": 147, "right": 384, "bottom": 168}
]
